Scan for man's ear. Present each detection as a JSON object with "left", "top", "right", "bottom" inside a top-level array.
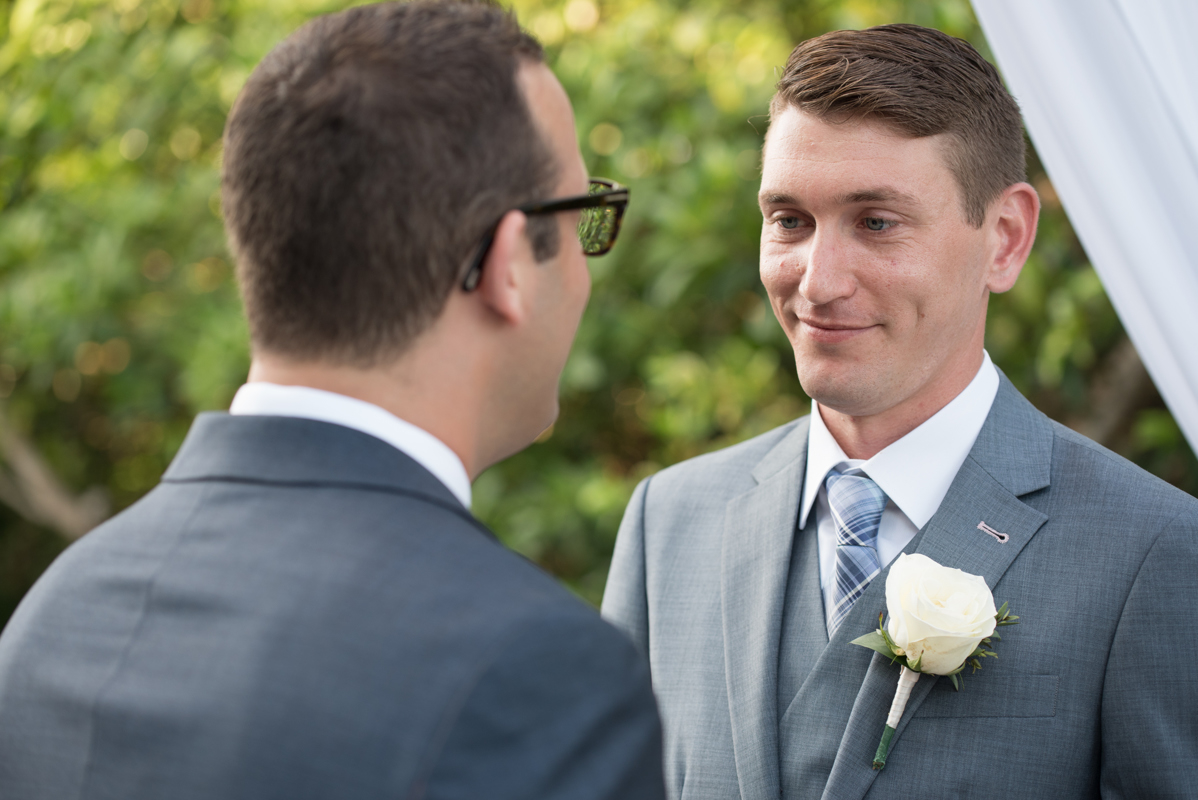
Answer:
[
  {"left": 986, "top": 182, "right": 1040, "bottom": 294},
  {"left": 477, "top": 209, "right": 533, "bottom": 325}
]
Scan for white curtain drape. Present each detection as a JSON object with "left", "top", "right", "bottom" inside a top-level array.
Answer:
[{"left": 971, "top": 0, "right": 1198, "bottom": 453}]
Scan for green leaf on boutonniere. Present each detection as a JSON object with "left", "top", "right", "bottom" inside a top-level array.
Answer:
[
  {"left": 849, "top": 630, "right": 894, "bottom": 658},
  {"left": 850, "top": 613, "right": 923, "bottom": 672},
  {"left": 995, "top": 602, "right": 1020, "bottom": 627},
  {"left": 880, "top": 626, "right": 902, "bottom": 656},
  {"left": 850, "top": 612, "right": 904, "bottom": 661}
]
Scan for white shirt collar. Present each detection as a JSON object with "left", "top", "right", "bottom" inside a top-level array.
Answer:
[
  {"left": 228, "top": 382, "right": 472, "bottom": 509},
  {"left": 800, "top": 351, "right": 999, "bottom": 530}
]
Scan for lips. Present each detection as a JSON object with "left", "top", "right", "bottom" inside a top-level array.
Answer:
[{"left": 797, "top": 318, "right": 877, "bottom": 344}]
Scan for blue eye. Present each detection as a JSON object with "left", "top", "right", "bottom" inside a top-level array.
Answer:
[
  {"left": 864, "top": 217, "right": 890, "bottom": 231},
  {"left": 778, "top": 217, "right": 800, "bottom": 229}
]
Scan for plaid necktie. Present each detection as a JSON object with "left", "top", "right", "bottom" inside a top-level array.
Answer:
[{"left": 825, "top": 468, "right": 887, "bottom": 636}]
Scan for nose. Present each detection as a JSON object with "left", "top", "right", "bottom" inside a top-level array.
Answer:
[{"left": 799, "top": 227, "right": 855, "bottom": 306}]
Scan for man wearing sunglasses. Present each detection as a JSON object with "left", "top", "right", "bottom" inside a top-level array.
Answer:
[{"left": 0, "top": 2, "right": 658, "bottom": 798}]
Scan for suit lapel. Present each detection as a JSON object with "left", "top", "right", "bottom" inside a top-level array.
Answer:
[
  {"left": 822, "top": 375, "right": 1054, "bottom": 800},
  {"left": 722, "top": 418, "right": 810, "bottom": 800}
]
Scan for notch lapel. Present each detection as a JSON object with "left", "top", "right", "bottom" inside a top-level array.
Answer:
[
  {"left": 722, "top": 418, "right": 810, "bottom": 800},
  {"left": 822, "top": 376, "right": 1054, "bottom": 800}
]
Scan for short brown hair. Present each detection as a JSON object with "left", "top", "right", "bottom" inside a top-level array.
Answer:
[
  {"left": 222, "top": 1, "right": 558, "bottom": 365},
  {"left": 771, "top": 24, "right": 1025, "bottom": 227}
]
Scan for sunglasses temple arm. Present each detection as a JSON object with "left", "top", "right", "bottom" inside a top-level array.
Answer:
[{"left": 461, "top": 227, "right": 497, "bottom": 292}]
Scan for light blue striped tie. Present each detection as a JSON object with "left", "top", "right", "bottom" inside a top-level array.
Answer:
[{"left": 826, "top": 468, "right": 887, "bottom": 636}]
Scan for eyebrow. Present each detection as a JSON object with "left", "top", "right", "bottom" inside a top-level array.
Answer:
[
  {"left": 837, "top": 188, "right": 921, "bottom": 206},
  {"left": 759, "top": 192, "right": 798, "bottom": 207},
  {"left": 758, "top": 188, "right": 921, "bottom": 207}
]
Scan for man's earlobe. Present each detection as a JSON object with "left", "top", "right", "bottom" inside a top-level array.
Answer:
[
  {"left": 987, "top": 182, "right": 1040, "bottom": 294},
  {"left": 476, "top": 210, "right": 530, "bottom": 325}
]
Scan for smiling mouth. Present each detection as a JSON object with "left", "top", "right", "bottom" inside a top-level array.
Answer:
[{"left": 797, "top": 319, "right": 877, "bottom": 343}]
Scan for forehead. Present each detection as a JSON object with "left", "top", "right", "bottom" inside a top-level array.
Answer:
[{"left": 760, "top": 108, "right": 957, "bottom": 205}]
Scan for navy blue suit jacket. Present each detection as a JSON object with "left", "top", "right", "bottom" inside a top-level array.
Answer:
[{"left": 0, "top": 414, "right": 664, "bottom": 799}]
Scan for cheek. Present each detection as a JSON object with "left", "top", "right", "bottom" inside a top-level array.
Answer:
[
  {"left": 913, "top": 264, "right": 986, "bottom": 326},
  {"left": 873, "top": 257, "right": 960, "bottom": 320},
  {"left": 758, "top": 268, "right": 793, "bottom": 325},
  {"left": 574, "top": 254, "right": 591, "bottom": 300},
  {"left": 759, "top": 245, "right": 798, "bottom": 295}
]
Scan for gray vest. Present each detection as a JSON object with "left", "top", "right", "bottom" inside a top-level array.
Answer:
[{"left": 776, "top": 516, "right": 876, "bottom": 799}]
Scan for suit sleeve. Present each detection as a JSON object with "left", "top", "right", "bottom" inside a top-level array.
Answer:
[
  {"left": 1100, "top": 514, "right": 1198, "bottom": 798},
  {"left": 601, "top": 477, "right": 651, "bottom": 660},
  {"left": 418, "top": 611, "right": 665, "bottom": 800}
]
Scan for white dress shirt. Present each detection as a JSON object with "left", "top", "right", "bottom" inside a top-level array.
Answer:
[
  {"left": 799, "top": 352, "right": 1000, "bottom": 628},
  {"left": 229, "top": 382, "right": 472, "bottom": 509}
]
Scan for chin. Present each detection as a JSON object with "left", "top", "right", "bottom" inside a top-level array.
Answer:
[
  {"left": 796, "top": 361, "right": 884, "bottom": 418},
  {"left": 523, "top": 398, "right": 560, "bottom": 447}
]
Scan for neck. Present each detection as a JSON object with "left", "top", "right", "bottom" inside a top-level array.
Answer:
[
  {"left": 247, "top": 343, "right": 487, "bottom": 478},
  {"left": 819, "top": 347, "right": 985, "bottom": 460}
]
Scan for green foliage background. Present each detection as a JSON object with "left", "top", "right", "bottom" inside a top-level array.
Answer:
[{"left": 2, "top": 0, "right": 1195, "bottom": 621}]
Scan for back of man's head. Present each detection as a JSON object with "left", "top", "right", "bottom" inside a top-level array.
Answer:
[
  {"left": 222, "top": 0, "right": 558, "bottom": 367},
  {"left": 772, "top": 23, "right": 1025, "bottom": 227}
]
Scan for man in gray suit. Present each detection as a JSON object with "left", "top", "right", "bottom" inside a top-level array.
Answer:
[
  {"left": 0, "top": 3, "right": 663, "bottom": 798},
  {"left": 602, "top": 23, "right": 1198, "bottom": 800}
]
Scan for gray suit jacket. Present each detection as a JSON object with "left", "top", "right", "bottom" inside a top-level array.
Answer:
[
  {"left": 602, "top": 375, "right": 1198, "bottom": 799},
  {"left": 0, "top": 414, "right": 665, "bottom": 800}
]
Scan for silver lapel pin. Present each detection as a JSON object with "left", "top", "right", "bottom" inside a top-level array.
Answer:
[{"left": 977, "top": 521, "right": 1010, "bottom": 543}]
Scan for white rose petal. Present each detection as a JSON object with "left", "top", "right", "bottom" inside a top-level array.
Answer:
[{"left": 884, "top": 553, "right": 997, "bottom": 675}]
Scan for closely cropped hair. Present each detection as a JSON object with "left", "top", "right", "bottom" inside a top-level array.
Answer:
[
  {"left": 222, "top": 1, "right": 558, "bottom": 365},
  {"left": 772, "top": 24, "right": 1026, "bottom": 227}
]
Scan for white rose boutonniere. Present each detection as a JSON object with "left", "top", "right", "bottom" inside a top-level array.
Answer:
[
  {"left": 851, "top": 553, "right": 1020, "bottom": 770},
  {"left": 885, "top": 553, "right": 1000, "bottom": 675}
]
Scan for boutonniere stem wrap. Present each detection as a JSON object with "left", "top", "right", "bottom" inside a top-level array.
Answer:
[{"left": 851, "top": 553, "right": 1020, "bottom": 770}]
